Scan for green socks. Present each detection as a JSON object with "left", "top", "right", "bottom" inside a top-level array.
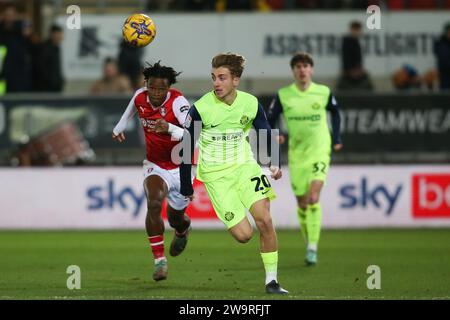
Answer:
[
  {"left": 261, "top": 251, "right": 278, "bottom": 285},
  {"left": 297, "top": 207, "right": 308, "bottom": 242},
  {"left": 297, "top": 203, "right": 322, "bottom": 251}
]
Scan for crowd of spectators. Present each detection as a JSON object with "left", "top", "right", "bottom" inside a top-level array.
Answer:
[
  {"left": 0, "top": 4, "right": 64, "bottom": 94},
  {"left": 1, "top": 2, "right": 450, "bottom": 95},
  {"left": 145, "top": 0, "right": 450, "bottom": 11}
]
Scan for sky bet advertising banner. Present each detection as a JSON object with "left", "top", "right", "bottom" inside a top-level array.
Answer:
[
  {"left": 0, "top": 165, "right": 449, "bottom": 229},
  {"left": 59, "top": 12, "right": 450, "bottom": 79}
]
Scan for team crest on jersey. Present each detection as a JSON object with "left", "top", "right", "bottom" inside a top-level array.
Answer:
[
  {"left": 311, "top": 103, "right": 321, "bottom": 110},
  {"left": 225, "top": 211, "right": 235, "bottom": 221},
  {"left": 159, "top": 107, "right": 167, "bottom": 117},
  {"left": 240, "top": 115, "right": 249, "bottom": 125}
]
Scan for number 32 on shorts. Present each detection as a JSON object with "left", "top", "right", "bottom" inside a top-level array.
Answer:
[
  {"left": 312, "top": 162, "right": 327, "bottom": 174},
  {"left": 251, "top": 175, "right": 271, "bottom": 193}
]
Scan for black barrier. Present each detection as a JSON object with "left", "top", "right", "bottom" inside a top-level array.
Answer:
[{"left": 0, "top": 93, "right": 449, "bottom": 165}]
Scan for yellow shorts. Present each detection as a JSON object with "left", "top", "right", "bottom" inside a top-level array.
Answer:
[
  {"left": 289, "top": 156, "right": 330, "bottom": 196},
  {"left": 203, "top": 163, "right": 276, "bottom": 229}
]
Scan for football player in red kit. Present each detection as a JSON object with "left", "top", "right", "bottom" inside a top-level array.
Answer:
[{"left": 112, "top": 61, "right": 191, "bottom": 281}]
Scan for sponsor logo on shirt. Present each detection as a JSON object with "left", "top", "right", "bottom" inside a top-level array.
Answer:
[
  {"left": 288, "top": 114, "right": 321, "bottom": 121},
  {"left": 210, "top": 132, "right": 244, "bottom": 141}
]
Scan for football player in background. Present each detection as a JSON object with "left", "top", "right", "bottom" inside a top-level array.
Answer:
[{"left": 267, "top": 52, "right": 342, "bottom": 266}]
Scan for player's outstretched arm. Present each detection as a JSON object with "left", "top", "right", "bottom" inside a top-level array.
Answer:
[{"left": 112, "top": 90, "right": 140, "bottom": 141}]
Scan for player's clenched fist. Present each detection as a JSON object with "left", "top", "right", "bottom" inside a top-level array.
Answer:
[
  {"left": 112, "top": 132, "right": 126, "bottom": 142},
  {"left": 269, "top": 165, "right": 282, "bottom": 180},
  {"left": 276, "top": 135, "right": 286, "bottom": 145},
  {"left": 153, "top": 118, "right": 169, "bottom": 133}
]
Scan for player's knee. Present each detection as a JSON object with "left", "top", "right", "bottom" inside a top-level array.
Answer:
[
  {"left": 147, "top": 199, "right": 163, "bottom": 214},
  {"left": 168, "top": 212, "right": 188, "bottom": 228},
  {"left": 168, "top": 215, "right": 178, "bottom": 228},
  {"left": 255, "top": 215, "right": 274, "bottom": 234},
  {"left": 297, "top": 197, "right": 308, "bottom": 210},
  {"left": 298, "top": 200, "right": 308, "bottom": 210},
  {"left": 235, "top": 230, "right": 253, "bottom": 243},
  {"left": 236, "top": 234, "right": 252, "bottom": 244},
  {"left": 309, "top": 193, "right": 320, "bottom": 205}
]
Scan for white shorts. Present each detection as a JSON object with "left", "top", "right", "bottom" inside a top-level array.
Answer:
[{"left": 143, "top": 160, "right": 189, "bottom": 210}]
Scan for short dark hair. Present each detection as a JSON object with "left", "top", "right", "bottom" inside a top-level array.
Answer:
[
  {"left": 104, "top": 57, "right": 116, "bottom": 65},
  {"left": 142, "top": 61, "right": 181, "bottom": 85},
  {"left": 50, "top": 24, "right": 63, "bottom": 33},
  {"left": 3, "top": 3, "right": 18, "bottom": 11},
  {"left": 290, "top": 52, "right": 314, "bottom": 68},
  {"left": 211, "top": 52, "right": 246, "bottom": 77},
  {"left": 350, "top": 21, "right": 362, "bottom": 30}
]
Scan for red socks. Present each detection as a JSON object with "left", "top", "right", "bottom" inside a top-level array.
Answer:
[{"left": 148, "top": 235, "right": 165, "bottom": 260}]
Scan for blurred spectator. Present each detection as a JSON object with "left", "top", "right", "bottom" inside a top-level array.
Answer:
[
  {"left": 146, "top": 0, "right": 179, "bottom": 11},
  {"left": 392, "top": 64, "right": 422, "bottom": 91},
  {"left": 264, "top": 0, "right": 285, "bottom": 10},
  {"left": 423, "top": 69, "right": 438, "bottom": 91},
  {"left": 34, "top": 24, "right": 65, "bottom": 92},
  {"left": 183, "top": 0, "right": 215, "bottom": 11},
  {"left": 29, "top": 32, "right": 42, "bottom": 92},
  {"left": 0, "top": 4, "right": 32, "bottom": 92},
  {"left": 387, "top": 0, "right": 404, "bottom": 10},
  {"left": 343, "top": 0, "right": 381, "bottom": 9},
  {"left": 292, "top": 0, "right": 319, "bottom": 9},
  {"left": 90, "top": 57, "right": 133, "bottom": 95},
  {"left": 216, "top": 0, "right": 253, "bottom": 11},
  {"left": 0, "top": 42, "right": 5, "bottom": 95},
  {"left": 434, "top": 22, "right": 450, "bottom": 90},
  {"left": 118, "top": 40, "right": 143, "bottom": 90},
  {"left": 337, "top": 21, "right": 373, "bottom": 91},
  {"left": 408, "top": 0, "right": 437, "bottom": 9},
  {"left": 290, "top": 0, "right": 380, "bottom": 9}
]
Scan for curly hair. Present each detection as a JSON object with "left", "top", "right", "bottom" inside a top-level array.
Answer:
[
  {"left": 142, "top": 61, "right": 182, "bottom": 85},
  {"left": 211, "top": 53, "right": 246, "bottom": 78}
]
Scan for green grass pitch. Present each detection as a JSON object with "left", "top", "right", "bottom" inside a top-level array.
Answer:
[{"left": 0, "top": 229, "right": 449, "bottom": 299}]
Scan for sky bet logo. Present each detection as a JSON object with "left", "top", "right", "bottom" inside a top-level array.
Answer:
[
  {"left": 86, "top": 179, "right": 145, "bottom": 217},
  {"left": 339, "top": 177, "right": 402, "bottom": 215}
]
